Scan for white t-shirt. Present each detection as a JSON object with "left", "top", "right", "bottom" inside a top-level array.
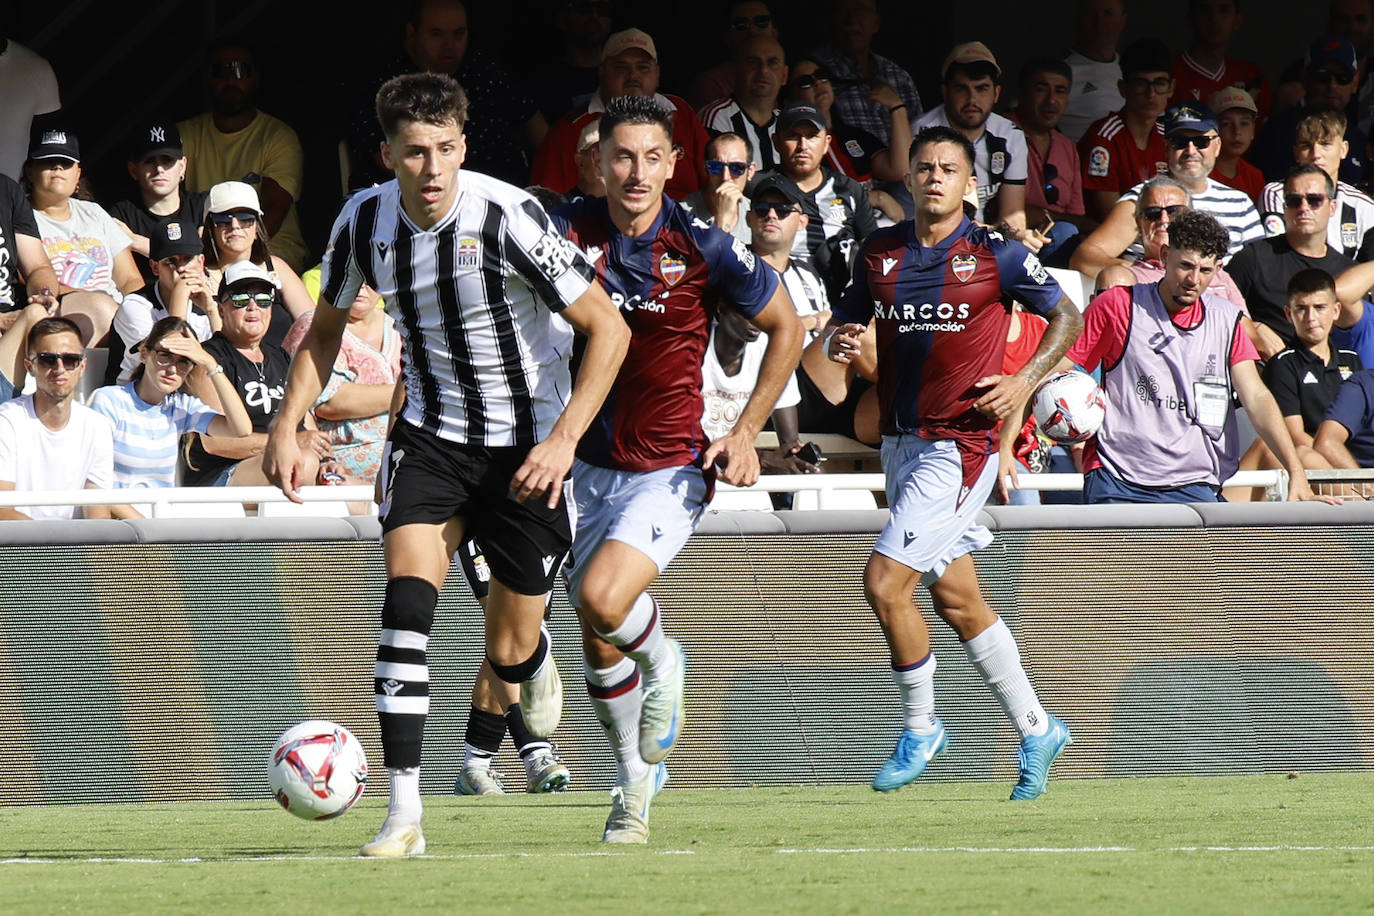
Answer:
[
  {"left": 1059, "top": 50, "right": 1125, "bottom": 143},
  {"left": 33, "top": 198, "right": 131, "bottom": 299},
  {"left": 112, "top": 285, "right": 215, "bottom": 382},
  {"left": 700, "top": 323, "right": 801, "bottom": 441},
  {"left": 913, "top": 107, "right": 1028, "bottom": 222},
  {"left": 0, "top": 395, "right": 114, "bottom": 519},
  {"left": 89, "top": 382, "right": 217, "bottom": 488},
  {"left": 0, "top": 41, "right": 60, "bottom": 179}
]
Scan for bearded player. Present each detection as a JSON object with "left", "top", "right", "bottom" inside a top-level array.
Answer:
[
  {"left": 551, "top": 95, "right": 804, "bottom": 842},
  {"left": 825, "top": 125, "right": 1083, "bottom": 800}
]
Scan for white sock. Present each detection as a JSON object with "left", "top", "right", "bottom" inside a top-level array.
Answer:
[
  {"left": 462, "top": 746, "right": 493, "bottom": 768},
  {"left": 892, "top": 653, "right": 939, "bottom": 733},
  {"left": 598, "top": 593, "right": 676, "bottom": 682},
  {"left": 585, "top": 654, "right": 649, "bottom": 787},
  {"left": 387, "top": 766, "right": 422, "bottom": 821},
  {"left": 963, "top": 617, "right": 1049, "bottom": 739}
]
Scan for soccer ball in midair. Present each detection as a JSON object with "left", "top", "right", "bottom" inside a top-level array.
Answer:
[
  {"left": 268, "top": 720, "right": 368, "bottom": 820},
  {"left": 1031, "top": 371, "right": 1108, "bottom": 444}
]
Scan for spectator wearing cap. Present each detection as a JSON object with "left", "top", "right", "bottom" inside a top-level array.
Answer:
[
  {"left": 347, "top": 0, "right": 545, "bottom": 189},
  {"left": 1058, "top": 0, "right": 1129, "bottom": 143},
  {"left": 90, "top": 315, "right": 252, "bottom": 511},
  {"left": 570, "top": 120, "right": 605, "bottom": 204},
  {"left": 1009, "top": 58, "right": 1088, "bottom": 267},
  {"left": 1209, "top": 87, "right": 1265, "bottom": 205},
  {"left": 808, "top": 0, "right": 921, "bottom": 148},
  {"left": 178, "top": 37, "right": 309, "bottom": 273},
  {"left": 682, "top": 132, "right": 756, "bottom": 243},
  {"left": 0, "top": 36, "right": 60, "bottom": 180},
  {"left": 1169, "top": 0, "right": 1272, "bottom": 120},
  {"left": 109, "top": 120, "right": 210, "bottom": 286},
  {"left": 759, "top": 102, "right": 876, "bottom": 301},
  {"left": 23, "top": 128, "right": 137, "bottom": 347},
  {"left": 181, "top": 261, "right": 328, "bottom": 489},
  {"left": 1254, "top": 36, "right": 1370, "bottom": 187},
  {"left": 1258, "top": 108, "right": 1374, "bottom": 260},
  {"left": 0, "top": 316, "right": 113, "bottom": 520},
  {"left": 746, "top": 172, "right": 830, "bottom": 339},
  {"left": 108, "top": 222, "right": 219, "bottom": 384},
  {"left": 688, "top": 1, "right": 780, "bottom": 110},
  {"left": 1228, "top": 164, "right": 1367, "bottom": 360},
  {"left": 1078, "top": 37, "right": 1174, "bottom": 222},
  {"left": 524, "top": 0, "right": 614, "bottom": 124},
  {"left": 1072, "top": 102, "right": 1263, "bottom": 277},
  {"left": 1276, "top": 1, "right": 1374, "bottom": 121},
  {"left": 201, "top": 180, "right": 314, "bottom": 352},
  {"left": 531, "top": 27, "right": 711, "bottom": 200},
  {"left": 915, "top": 42, "right": 1041, "bottom": 252},
  {"left": 698, "top": 34, "right": 788, "bottom": 171}
]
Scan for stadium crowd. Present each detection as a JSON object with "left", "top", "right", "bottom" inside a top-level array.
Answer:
[{"left": 7, "top": 0, "right": 1374, "bottom": 515}]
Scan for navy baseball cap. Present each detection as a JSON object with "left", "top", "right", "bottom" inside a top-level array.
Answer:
[
  {"left": 1306, "top": 35, "right": 1358, "bottom": 74},
  {"left": 776, "top": 104, "right": 827, "bottom": 134},
  {"left": 1162, "top": 102, "right": 1219, "bottom": 137}
]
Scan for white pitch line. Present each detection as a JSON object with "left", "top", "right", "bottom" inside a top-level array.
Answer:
[
  {"left": 0, "top": 849, "right": 697, "bottom": 866},
  {"left": 775, "top": 845, "right": 1374, "bottom": 855}
]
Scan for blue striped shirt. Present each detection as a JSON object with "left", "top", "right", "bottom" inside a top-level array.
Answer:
[{"left": 89, "top": 382, "right": 217, "bottom": 488}]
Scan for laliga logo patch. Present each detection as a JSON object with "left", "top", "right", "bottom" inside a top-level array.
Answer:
[
  {"left": 845, "top": 139, "right": 864, "bottom": 158},
  {"left": 456, "top": 236, "right": 480, "bottom": 271},
  {"left": 659, "top": 252, "right": 686, "bottom": 286},
  {"left": 990, "top": 151, "right": 1006, "bottom": 175},
  {"left": 1343, "top": 222, "right": 1358, "bottom": 249},
  {"left": 952, "top": 254, "right": 977, "bottom": 283},
  {"left": 166, "top": 223, "right": 182, "bottom": 241},
  {"left": 1088, "top": 146, "right": 1109, "bottom": 178}
]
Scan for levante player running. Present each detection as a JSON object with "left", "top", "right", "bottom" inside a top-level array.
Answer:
[{"left": 824, "top": 125, "right": 1083, "bottom": 799}]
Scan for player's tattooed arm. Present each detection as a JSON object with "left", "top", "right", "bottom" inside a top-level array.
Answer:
[{"left": 973, "top": 296, "right": 1083, "bottom": 421}]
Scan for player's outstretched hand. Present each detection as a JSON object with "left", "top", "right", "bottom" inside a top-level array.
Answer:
[
  {"left": 973, "top": 373, "right": 1032, "bottom": 421},
  {"left": 826, "top": 323, "right": 867, "bottom": 364},
  {"left": 704, "top": 429, "right": 763, "bottom": 487},
  {"left": 263, "top": 429, "right": 308, "bottom": 503},
  {"left": 510, "top": 433, "right": 576, "bottom": 509}
]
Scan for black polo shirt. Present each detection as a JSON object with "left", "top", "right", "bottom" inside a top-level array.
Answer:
[
  {"left": 1226, "top": 236, "right": 1354, "bottom": 347},
  {"left": 1262, "top": 343, "right": 1363, "bottom": 434}
]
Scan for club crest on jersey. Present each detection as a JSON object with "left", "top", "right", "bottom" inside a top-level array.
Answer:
[
  {"left": 1343, "top": 222, "right": 1359, "bottom": 249},
  {"left": 952, "top": 254, "right": 977, "bottom": 282},
  {"left": 166, "top": 222, "right": 182, "bottom": 241},
  {"left": 845, "top": 139, "right": 864, "bottom": 158},
  {"left": 828, "top": 196, "right": 847, "bottom": 218},
  {"left": 990, "top": 151, "right": 1006, "bottom": 175},
  {"left": 456, "top": 236, "right": 481, "bottom": 271},
  {"left": 659, "top": 252, "right": 687, "bottom": 286}
]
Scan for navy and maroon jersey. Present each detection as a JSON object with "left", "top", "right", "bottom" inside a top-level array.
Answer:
[
  {"left": 835, "top": 217, "right": 1063, "bottom": 457},
  {"left": 552, "top": 194, "right": 779, "bottom": 472}
]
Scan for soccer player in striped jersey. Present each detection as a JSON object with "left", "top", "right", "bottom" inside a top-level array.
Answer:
[
  {"left": 552, "top": 95, "right": 803, "bottom": 844},
  {"left": 263, "top": 73, "right": 629, "bottom": 858},
  {"left": 824, "top": 126, "right": 1083, "bottom": 800}
]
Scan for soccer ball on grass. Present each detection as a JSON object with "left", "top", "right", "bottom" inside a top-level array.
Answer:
[{"left": 268, "top": 720, "right": 368, "bottom": 820}]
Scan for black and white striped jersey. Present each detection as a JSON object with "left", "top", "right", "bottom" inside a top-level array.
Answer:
[
  {"left": 320, "top": 171, "right": 595, "bottom": 447},
  {"left": 698, "top": 98, "right": 779, "bottom": 171}
]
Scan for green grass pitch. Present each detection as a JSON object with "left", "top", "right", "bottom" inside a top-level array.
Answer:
[{"left": 3, "top": 775, "right": 1372, "bottom": 914}]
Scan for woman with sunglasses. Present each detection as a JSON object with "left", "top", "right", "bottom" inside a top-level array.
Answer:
[
  {"left": 89, "top": 316, "right": 252, "bottom": 516},
  {"left": 281, "top": 283, "right": 400, "bottom": 486},
  {"left": 785, "top": 57, "right": 908, "bottom": 221},
  {"left": 23, "top": 128, "right": 140, "bottom": 347},
  {"left": 200, "top": 180, "right": 313, "bottom": 350}
]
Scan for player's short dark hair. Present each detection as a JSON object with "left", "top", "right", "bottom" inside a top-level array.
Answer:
[
  {"left": 376, "top": 72, "right": 469, "bottom": 140},
  {"left": 599, "top": 94, "right": 676, "bottom": 143},
  {"left": 1120, "top": 38, "right": 1173, "bottom": 78},
  {"left": 706, "top": 131, "right": 748, "bottom": 158},
  {"left": 1286, "top": 162, "right": 1336, "bottom": 198},
  {"left": 1166, "top": 209, "right": 1231, "bottom": 262},
  {"left": 1288, "top": 267, "right": 1337, "bottom": 302},
  {"left": 945, "top": 61, "right": 999, "bottom": 85},
  {"left": 1018, "top": 57, "right": 1073, "bottom": 89},
  {"left": 28, "top": 316, "right": 84, "bottom": 352},
  {"left": 909, "top": 126, "right": 976, "bottom": 171}
]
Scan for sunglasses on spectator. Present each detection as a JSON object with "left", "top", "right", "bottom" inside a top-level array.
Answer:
[
  {"left": 705, "top": 159, "right": 750, "bottom": 177},
  {"left": 751, "top": 200, "right": 800, "bottom": 218},
  {"left": 223, "top": 291, "right": 274, "bottom": 309},
  {"left": 1141, "top": 204, "right": 1186, "bottom": 221},
  {"left": 731, "top": 14, "right": 772, "bottom": 30},
  {"left": 152, "top": 348, "right": 195, "bottom": 372},
  {"left": 1284, "top": 192, "right": 1331, "bottom": 209},
  {"left": 1124, "top": 76, "right": 1172, "bottom": 94},
  {"left": 1310, "top": 68, "right": 1355, "bottom": 85},
  {"left": 794, "top": 74, "right": 832, "bottom": 91},
  {"left": 1167, "top": 133, "right": 1218, "bottom": 151},
  {"left": 1042, "top": 163, "right": 1060, "bottom": 207},
  {"left": 31, "top": 352, "right": 83, "bottom": 370},
  {"left": 210, "top": 211, "right": 258, "bottom": 227},
  {"left": 211, "top": 60, "right": 253, "bottom": 80}
]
